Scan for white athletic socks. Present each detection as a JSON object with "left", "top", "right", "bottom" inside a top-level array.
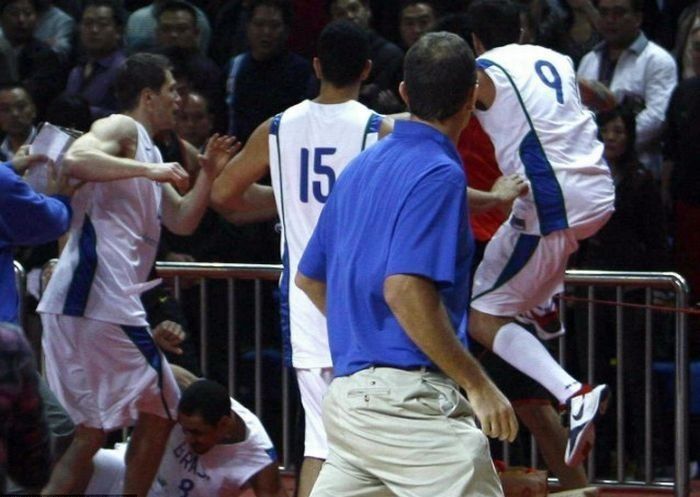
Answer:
[{"left": 492, "top": 321, "right": 581, "bottom": 404}]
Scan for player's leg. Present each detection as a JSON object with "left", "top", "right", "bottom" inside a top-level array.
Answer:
[
  {"left": 124, "top": 412, "right": 175, "bottom": 497},
  {"left": 42, "top": 425, "right": 106, "bottom": 494},
  {"left": 296, "top": 367, "right": 332, "bottom": 497}
]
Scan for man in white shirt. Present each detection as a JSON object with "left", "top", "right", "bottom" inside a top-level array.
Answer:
[{"left": 577, "top": 0, "right": 677, "bottom": 176}]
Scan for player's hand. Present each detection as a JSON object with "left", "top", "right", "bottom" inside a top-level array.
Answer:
[
  {"left": 491, "top": 174, "right": 529, "bottom": 205},
  {"left": 467, "top": 380, "right": 519, "bottom": 442},
  {"left": 200, "top": 133, "right": 241, "bottom": 176},
  {"left": 13, "top": 151, "right": 51, "bottom": 176},
  {"left": 146, "top": 161, "right": 190, "bottom": 191},
  {"left": 153, "top": 320, "right": 186, "bottom": 355}
]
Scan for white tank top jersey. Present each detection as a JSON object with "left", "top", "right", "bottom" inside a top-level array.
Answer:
[
  {"left": 268, "top": 99, "right": 382, "bottom": 368},
  {"left": 153, "top": 398, "right": 277, "bottom": 497},
  {"left": 475, "top": 44, "right": 615, "bottom": 236},
  {"left": 38, "top": 117, "right": 163, "bottom": 326}
]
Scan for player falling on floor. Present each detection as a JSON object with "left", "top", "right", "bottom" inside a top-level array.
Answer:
[{"left": 465, "top": 0, "right": 616, "bottom": 466}]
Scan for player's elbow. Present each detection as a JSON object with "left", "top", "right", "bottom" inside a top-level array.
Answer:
[{"left": 62, "top": 149, "right": 91, "bottom": 180}]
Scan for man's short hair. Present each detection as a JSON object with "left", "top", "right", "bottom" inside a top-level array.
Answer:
[
  {"left": 178, "top": 379, "right": 230, "bottom": 426},
  {"left": 317, "top": 20, "right": 370, "bottom": 88},
  {"left": 403, "top": 31, "right": 476, "bottom": 121},
  {"left": 467, "top": 0, "right": 521, "bottom": 50},
  {"left": 399, "top": 0, "right": 436, "bottom": 15},
  {"left": 432, "top": 13, "right": 473, "bottom": 49},
  {"left": 81, "top": 0, "right": 126, "bottom": 28},
  {"left": 115, "top": 53, "right": 172, "bottom": 111},
  {"left": 249, "top": 0, "right": 293, "bottom": 27},
  {"left": 157, "top": 0, "right": 198, "bottom": 24},
  {"left": 0, "top": 0, "right": 38, "bottom": 15}
]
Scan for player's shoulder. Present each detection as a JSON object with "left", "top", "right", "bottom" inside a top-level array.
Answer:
[{"left": 90, "top": 113, "right": 139, "bottom": 140}]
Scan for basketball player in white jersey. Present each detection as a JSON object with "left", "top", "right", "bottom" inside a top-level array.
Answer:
[
  {"left": 210, "top": 21, "right": 391, "bottom": 496},
  {"left": 465, "top": 0, "right": 616, "bottom": 467},
  {"left": 38, "top": 53, "right": 236, "bottom": 496},
  {"left": 86, "top": 376, "right": 287, "bottom": 497}
]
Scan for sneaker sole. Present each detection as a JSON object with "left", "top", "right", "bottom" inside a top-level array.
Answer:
[{"left": 565, "top": 386, "right": 611, "bottom": 467}]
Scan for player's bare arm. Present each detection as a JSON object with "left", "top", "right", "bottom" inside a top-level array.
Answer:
[
  {"left": 210, "top": 118, "right": 276, "bottom": 214},
  {"left": 249, "top": 462, "right": 289, "bottom": 497},
  {"left": 475, "top": 70, "right": 496, "bottom": 111},
  {"left": 468, "top": 173, "right": 529, "bottom": 213},
  {"left": 162, "top": 134, "right": 240, "bottom": 235},
  {"left": 63, "top": 114, "right": 189, "bottom": 186},
  {"left": 383, "top": 274, "right": 518, "bottom": 442}
]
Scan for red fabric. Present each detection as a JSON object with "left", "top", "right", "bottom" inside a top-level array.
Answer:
[
  {"left": 675, "top": 200, "right": 700, "bottom": 302},
  {"left": 458, "top": 118, "right": 505, "bottom": 242}
]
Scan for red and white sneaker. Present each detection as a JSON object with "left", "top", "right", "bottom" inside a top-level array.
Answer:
[
  {"left": 565, "top": 384, "right": 611, "bottom": 467},
  {"left": 516, "top": 298, "right": 565, "bottom": 340}
]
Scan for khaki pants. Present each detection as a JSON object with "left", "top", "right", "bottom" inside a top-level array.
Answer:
[{"left": 310, "top": 367, "right": 504, "bottom": 497}]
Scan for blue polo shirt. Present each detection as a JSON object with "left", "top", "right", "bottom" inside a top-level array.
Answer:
[{"left": 298, "top": 120, "right": 474, "bottom": 377}]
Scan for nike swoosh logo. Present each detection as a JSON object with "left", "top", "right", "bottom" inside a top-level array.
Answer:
[{"left": 572, "top": 402, "right": 584, "bottom": 421}]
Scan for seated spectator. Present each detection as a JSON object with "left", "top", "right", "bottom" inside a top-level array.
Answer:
[
  {"left": 209, "top": 0, "right": 251, "bottom": 66},
  {"left": 0, "top": 323, "right": 51, "bottom": 494},
  {"left": 0, "top": 0, "right": 66, "bottom": 119},
  {"left": 34, "top": 0, "right": 75, "bottom": 61},
  {"left": 674, "top": 5, "right": 700, "bottom": 79},
  {"left": 329, "top": 0, "right": 405, "bottom": 113},
  {"left": 125, "top": 0, "right": 212, "bottom": 54},
  {"left": 664, "top": 47, "right": 700, "bottom": 303},
  {"left": 65, "top": 0, "right": 126, "bottom": 119},
  {"left": 86, "top": 373, "right": 289, "bottom": 497},
  {"left": 152, "top": 1, "right": 224, "bottom": 131},
  {"left": 225, "top": 0, "right": 314, "bottom": 142},
  {"left": 577, "top": 0, "right": 677, "bottom": 177},
  {"left": 398, "top": 0, "right": 437, "bottom": 50},
  {"left": 0, "top": 84, "right": 37, "bottom": 162}
]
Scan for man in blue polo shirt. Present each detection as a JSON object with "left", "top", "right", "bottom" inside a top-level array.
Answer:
[{"left": 296, "top": 32, "right": 517, "bottom": 497}]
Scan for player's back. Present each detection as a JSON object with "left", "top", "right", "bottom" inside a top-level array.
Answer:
[
  {"left": 476, "top": 44, "right": 614, "bottom": 236},
  {"left": 269, "top": 99, "right": 382, "bottom": 368}
]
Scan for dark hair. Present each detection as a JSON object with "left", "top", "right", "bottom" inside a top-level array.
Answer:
[
  {"left": 115, "top": 53, "right": 172, "bottom": 111},
  {"left": 0, "top": 0, "right": 38, "bottom": 15},
  {"left": 157, "top": 0, "right": 198, "bottom": 25},
  {"left": 46, "top": 93, "right": 94, "bottom": 132},
  {"left": 317, "top": 20, "right": 369, "bottom": 87},
  {"left": 249, "top": 0, "right": 293, "bottom": 27},
  {"left": 466, "top": 0, "right": 521, "bottom": 50},
  {"left": 596, "top": 103, "right": 637, "bottom": 167},
  {"left": 81, "top": 0, "right": 127, "bottom": 28},
  {"left": 178, "top": 379, "right": 230, "bottom": 426},
  {"left": 432, "top": 13, "right": 473, "bottom": 50},
  {"left": 399, "top": 0, "right": 437, "bottom": 15},
  {"left": 403, "top": 31, "right": 476, "bottom": 121},
  {"left": 629, "top": 0, "right": 644, "bottom": 13}
]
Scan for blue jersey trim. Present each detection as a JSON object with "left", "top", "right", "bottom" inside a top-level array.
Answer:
[
  {"left": 63, "top": 215, "right": 97, "bottom": 316},
  {"left": 279, "top": 246, "right": 292, "bottom": 367},
  {"left": 121, "top": 324, "right": 173, "bottom": 421},
  {"left": 473, "top": 233, "right": 540, "bottom": 300},
  {"left": 361, "top": 113, "right": 383, "bottom": 150},
  {"left": 269, "top": 113, "right": 283, "bottom": 136},
  {"left": 477, "top": 58, "right": 495, "bottom": 70}
]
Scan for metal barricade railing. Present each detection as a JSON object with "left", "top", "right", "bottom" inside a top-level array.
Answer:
[
  {"left": 13, "top": 260, "right": 25, "bottom": 328},
  {"left": 156, "top": 263, "right": 691, "bottom": 496},
  {"left": 560, "top": 270, "right": 689, "bottom": 497}
]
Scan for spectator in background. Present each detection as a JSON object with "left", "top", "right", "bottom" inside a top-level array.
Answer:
[
  {"left": 34, "top": 0, "right": 75, "bottom": 61},
  {"left": 66, "top": 0, "right": 126, "bottom": 120},
  {"left": 577, "top": 0, "right": 677, "bottom": 177},
  {"left": 0, "top": 84, "right": 37, "bottom": 162},
  {"left": 664, "top": 37, "right": 700, "bottom": 303},
  {"left": 0, "top": 323, "right": 51, "bottom": 494},
  {"left": 125, "top": 0, "right": 211, "bottom": 54},
  {"left": 210, "top": 0, "right": 251, "bottom": 66},
  {"left": 225, "top": 0, "right": 314, "bottom": 143},
  {"left": 329, "top": 0, "right": 405, "bottom": 113},
  {"left": 398, "top": 0, "right": 437, "bottom": 49},
  {"left": 674, "top": 3, "right": 700, "bottom": 79},
  {"left": 175, "top": 90, "right": 213, "bottom": 150},
  {"left": 0, "top": 0, "right": 66, "bottom": 119},
  {"left": 153, "top": 1, "right": 224, "bottom": 131}
]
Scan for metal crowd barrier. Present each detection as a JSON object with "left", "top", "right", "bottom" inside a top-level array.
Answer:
[
  {"left": 154, "top": 264, "right": 692, "bottom": 496},
  {"left": 13, "top": 260, "right": 25, "bottom": 328}
]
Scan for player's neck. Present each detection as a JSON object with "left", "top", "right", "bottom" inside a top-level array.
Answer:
[
  {"left": 124, "top": 108, "right": 155, "bottom": 137},
  {"left": 314, "top": 81, "right": 360, "bottom": 105}
]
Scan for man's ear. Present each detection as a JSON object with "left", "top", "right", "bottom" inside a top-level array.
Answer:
[
  {"left": 360, "top": 59, "right": 372, "bottom": 82},
  {"left": 398, "top": 81, "right": 409, "bottom": 108}
]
